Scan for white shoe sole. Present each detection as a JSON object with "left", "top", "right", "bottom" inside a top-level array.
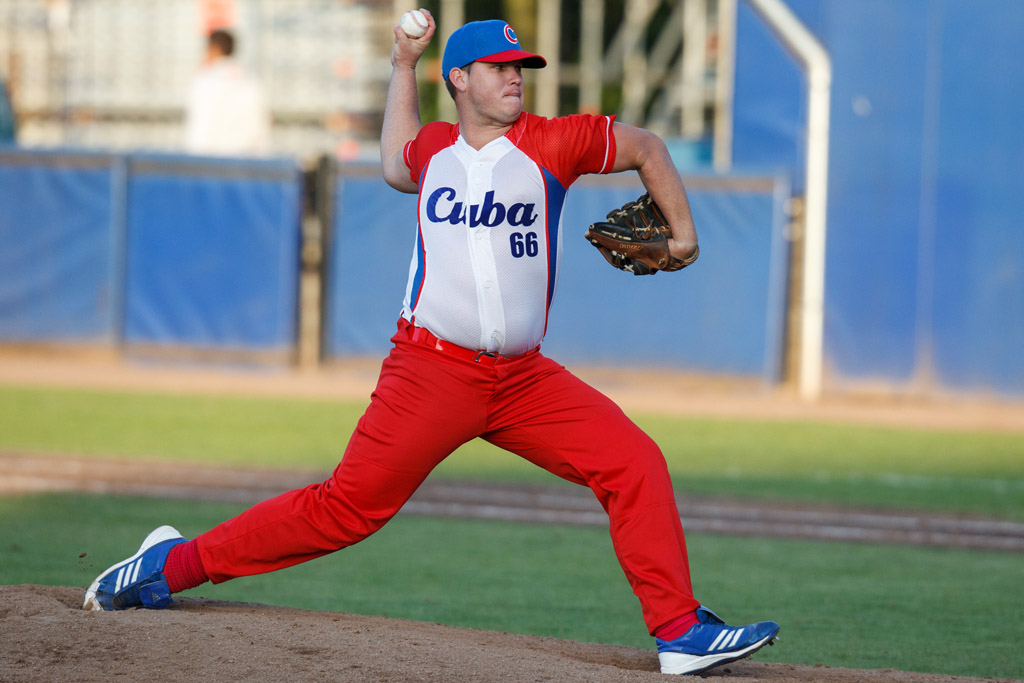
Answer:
[
  {"left": 82, "top": 525, "right": 183, "bottom": 611},
  {"left": 659, "top": 632, "right": 777, "bottom": 675}
]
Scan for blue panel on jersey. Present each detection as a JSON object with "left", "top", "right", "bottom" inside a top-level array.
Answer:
[
  {"left": 540, "top": 168, "right": 568, "bottom": 313},
  {"left": 409, "top": 229, "right": 427, "bottom": 313}
]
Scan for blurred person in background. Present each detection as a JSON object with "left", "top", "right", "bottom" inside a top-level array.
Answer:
[
  {"left": 0, "top": 77, "right": 16, "bottom": 143},
  {"left": 184, "top": 29, "right": 270, "bottom": 156}
]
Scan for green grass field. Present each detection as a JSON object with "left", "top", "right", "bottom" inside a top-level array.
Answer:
[
  {"left": 2, "top": 384, "right": 1022, "bottom": 518},
  {"left": 1, "top": 383, "right": 1023, "bottom": 679}
]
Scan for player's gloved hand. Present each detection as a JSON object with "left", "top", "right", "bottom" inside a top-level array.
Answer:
[{"left": 585, "top": 193, "right": 699, "bottom": 276}]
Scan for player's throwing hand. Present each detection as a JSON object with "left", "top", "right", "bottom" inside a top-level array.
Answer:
[{"left": 392, "top": 8, "right": 435, "bottom": 67}]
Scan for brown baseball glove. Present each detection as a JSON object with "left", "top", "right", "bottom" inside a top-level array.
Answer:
[{"left": 585, "top": 193, "right": 699, "bottom": 275}]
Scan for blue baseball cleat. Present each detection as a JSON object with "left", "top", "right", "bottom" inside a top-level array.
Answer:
[
  {"left": 657, "top": 606, "right": 780, "bottom": 675},
  {"left": 83, "top": 525, "right": 186, "bottom": 611}
]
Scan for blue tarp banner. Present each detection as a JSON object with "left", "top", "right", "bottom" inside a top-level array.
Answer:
[
  {"left": 0, "top": 151, "right": 120, "bottom": 342},
  {"left": 123, "top": 155, "right": 301, "bottom": 353},
  {"left": 735, "top": 0, "right": 1024, "bottom": 396},
  {"left": 325, "top": 174, "right": 417, "bottom": 356},
  {"left": 928, "top": 1, "right": 1024, "bottom": 395},
  {"left": 544, "top": 184, "right": 788, "bottom": 379},
  {"left": 0, "top": 150, "right": 301, "bottom": 358}
]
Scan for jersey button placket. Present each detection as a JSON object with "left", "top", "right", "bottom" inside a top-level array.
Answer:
[{"left": 465, "top": 150, "right": 505, "bottom": 352}]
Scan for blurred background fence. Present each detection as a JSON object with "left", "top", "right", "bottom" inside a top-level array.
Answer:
[
  {"left": 1, "top": 0, "right": 1023, "bottom": 402},
  {"left": 0, "top": 0, "right": 389, "bottom": 160},
  {"left": 0, "top": 148, "right": 301, "bottom": 362}
]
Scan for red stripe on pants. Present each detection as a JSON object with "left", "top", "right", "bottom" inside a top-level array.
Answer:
[{"left": 195, "top": 326, "right": 699, "bottom": 634}]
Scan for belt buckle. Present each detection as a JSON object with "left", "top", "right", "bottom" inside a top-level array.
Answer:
[{"left": 474, "top": 350, "right": 499, "bottom": 363}]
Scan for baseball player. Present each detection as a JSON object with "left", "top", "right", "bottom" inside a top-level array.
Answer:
[{"left": 84, "top": 13, "right": 779, "bottom": 676}]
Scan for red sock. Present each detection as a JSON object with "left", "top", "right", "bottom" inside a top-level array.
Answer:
[
  {"left": 164, "top": 539, "right": 209, "bottom": 594},
  {"left": 655, "top": 611, "right": 701, "bottom": 641}
]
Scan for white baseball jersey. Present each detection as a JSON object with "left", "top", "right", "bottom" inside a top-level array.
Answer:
[{"left": 401, "top": 113, "right": 616, "bottom": 355}]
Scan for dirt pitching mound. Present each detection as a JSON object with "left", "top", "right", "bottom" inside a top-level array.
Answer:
[{"left": 1, "top": 585, "right": 1008, "bottom": 683}]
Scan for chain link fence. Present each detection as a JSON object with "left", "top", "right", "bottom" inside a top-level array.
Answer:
[{"left": 0, "top": 0, "right": 394, "bottom": 164}]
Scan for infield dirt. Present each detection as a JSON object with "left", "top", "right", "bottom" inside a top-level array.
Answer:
[{"left": 2, "top": 585, "right": 1016, "bottom": 683}]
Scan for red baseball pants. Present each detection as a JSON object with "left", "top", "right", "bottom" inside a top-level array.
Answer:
[{"left": 195, "top": 321, "right": 700, "bottom": 634}]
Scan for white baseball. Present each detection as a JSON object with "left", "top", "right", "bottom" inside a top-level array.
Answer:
[{"left": 400, "top": 9, "right": 428, "bottom": 38}]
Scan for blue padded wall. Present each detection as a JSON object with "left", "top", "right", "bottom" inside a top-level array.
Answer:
[
  {"left": 734, "top": 0, "right": 1024, "bottom": 396},
  {"left": 0, "top": 150, "right": 121, "bottom": 343},
  {"left": 122, "top": 155, "right": 302, "bottom": 353}
]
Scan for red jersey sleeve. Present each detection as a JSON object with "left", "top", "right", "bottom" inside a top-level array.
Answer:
[
  {"left": 403, "top": 121, "right": 459, "bottom": 185},
  {"left": 512, "top": 113, "right": 617, "bottom": 189}
]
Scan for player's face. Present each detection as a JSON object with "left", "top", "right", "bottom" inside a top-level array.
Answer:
[{"left": 464, "top": 61, "right": 525, "bottom": 125}]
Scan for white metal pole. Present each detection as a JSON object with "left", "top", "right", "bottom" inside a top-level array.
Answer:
[
  {"left": 535, "top": 0, "right": 562, "bottom": 117},
  {"left": 438, "top": 0, "right": 464, "bottom": 123},
  {"left": 712, "top": 0, "right": 737, "bottom": 171},
  {"left": 801, "top": 66, "right": 831, "bottom": 401},
  {"left": 681, "top": 0, "right": 708, "bottom": 138},
  {"left": 579, "top": 0, "right": 604, "bottom": 113},
  {"left": 744, "top": 0, "right": 831, "bottom": 401},
  {"left": 621, "top": 0, "right": 650, "bottom": 125}
]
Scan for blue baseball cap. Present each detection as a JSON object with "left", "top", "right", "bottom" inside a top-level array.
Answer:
[{"left": 441, "top": 20, "right": 546, "bottom": 82}]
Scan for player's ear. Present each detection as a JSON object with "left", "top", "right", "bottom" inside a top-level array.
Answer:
[{"left": 448, "top": 66, "right": 470, "bottom": 94}]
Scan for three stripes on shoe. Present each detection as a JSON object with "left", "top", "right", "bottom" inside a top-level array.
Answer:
[
  {"left": 707, "top": 627, "right": 746, "bottom": 651},
  {"left": 114, "top": 558, "right": 145, "bottom": 593}
]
